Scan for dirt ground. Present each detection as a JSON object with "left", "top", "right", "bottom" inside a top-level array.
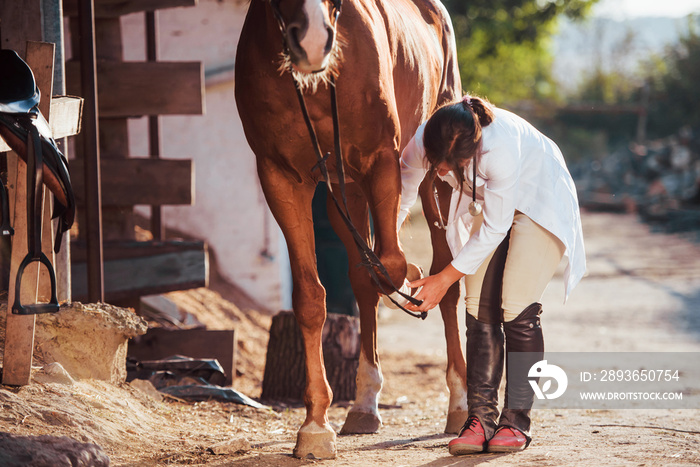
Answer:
[{"left": 1, "top": 209, "right": 700, "bottom": 466}]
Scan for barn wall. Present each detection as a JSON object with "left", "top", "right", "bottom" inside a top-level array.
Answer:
[{"left": 121, "top": 0, "right": 292, "bottom": 311}]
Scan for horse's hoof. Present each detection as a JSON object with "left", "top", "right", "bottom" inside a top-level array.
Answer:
[
  {"left": 381, "top": 263, "right": 424, "bottom": 309},
  {"left": 444, "top": 410, "right": 469, "bottom": 434},
  {"left": 406, "top": 262, "right": 423, "bottom": 294},
  {"left": 293, "top": 422, "right": 337, "bottom": 459},
  {"left": 339, "top": 410, "right": 382, "bottom": 434}
]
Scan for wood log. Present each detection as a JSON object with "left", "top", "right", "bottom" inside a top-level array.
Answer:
[{"left": 261, "top": 311, "right": 360, "bottom": 403}]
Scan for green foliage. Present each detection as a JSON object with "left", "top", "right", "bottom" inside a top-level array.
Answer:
[
  {"left": 575, "top": 70, "right": 641, "bottom": 104},
  {"left": 455, "top": 29, "right": 555, "bottom": 104},
  {"left": 443, "top": 0, "right": 596, "bottom": 41},
  {"left": 443, "top": 0, "right": 600, "bottom": 105}
]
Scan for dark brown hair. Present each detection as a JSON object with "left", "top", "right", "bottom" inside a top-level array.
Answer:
[{"left": 423, "top": 95, "right": 495, "bottom": 193}]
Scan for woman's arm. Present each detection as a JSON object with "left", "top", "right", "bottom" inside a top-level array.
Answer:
[
  {"left": 451, "top": 138, "right": 521, "bottom": 275},
  {"left": 406, "top": 137, "right": 522, "bottom": 313},
  {"left": 405, "top": 263, "right": 464, "bottom": 311},
  {"left": 398, "top": 123, "right": 429, "bottom": 228}
]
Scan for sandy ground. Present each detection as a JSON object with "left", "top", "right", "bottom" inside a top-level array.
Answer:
[{"left": 1, "top": 209, "right": 699, "bottom": 466}]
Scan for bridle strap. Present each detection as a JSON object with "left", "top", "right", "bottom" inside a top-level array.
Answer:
[
  {"left": 268, "top": 0, "right": 425, "bottom": 319},
  {"left": 291, "top": 76, "right": 426, "bottom": 320}
]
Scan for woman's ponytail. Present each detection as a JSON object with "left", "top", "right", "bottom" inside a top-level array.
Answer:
[
  {"left": 462, "top": 95, "right": 494, "bottom": 128},
  {"left": 424, "top": 93, "right": 496, "bottom": 175}
]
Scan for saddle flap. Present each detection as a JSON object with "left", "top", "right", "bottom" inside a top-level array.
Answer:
[{"left": 0, "top": 50, "right": 40, "bottom": 114}]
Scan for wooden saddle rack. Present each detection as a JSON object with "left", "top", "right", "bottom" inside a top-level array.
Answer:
[{"left": 0, "top": 49, "right": 76, "bottom": 315}]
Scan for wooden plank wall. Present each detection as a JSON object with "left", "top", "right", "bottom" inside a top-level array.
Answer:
[
  {"left": 65, "top": 61, "right": 204, "bottom": 117},
  {"left": 63, "top": 0, "right": 197, "bottom": 18},
  {"left": 70, "top": 158, "right": 194, "bottom": 206}
]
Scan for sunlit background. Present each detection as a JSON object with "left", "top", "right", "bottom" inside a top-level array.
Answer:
[{"left": 594, "top": 0, "right": 700, "bottom": 18}]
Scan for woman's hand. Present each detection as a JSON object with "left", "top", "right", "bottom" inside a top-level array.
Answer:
[{"left": 405, "top": 264, "right": 464, "bottom": 312}]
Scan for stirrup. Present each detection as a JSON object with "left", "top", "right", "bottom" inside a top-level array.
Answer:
[{"left": 12, "top": 252, "right": 60, "bottom": 315}]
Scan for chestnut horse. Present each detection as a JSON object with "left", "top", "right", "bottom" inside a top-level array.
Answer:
[{"left": 235, "top": 0, "right": 465, "bottom": 458}]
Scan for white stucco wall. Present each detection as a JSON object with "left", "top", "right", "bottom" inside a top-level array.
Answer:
[{"left": 121, "top": 0, "right": 292, "bottom": 310}]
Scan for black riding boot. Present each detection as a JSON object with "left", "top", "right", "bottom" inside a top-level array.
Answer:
[
  {"left": 499, "top": 302, "right": 544, "bottom": 443},
  {"left": 464, "top": 312, "right": 504, "bottom": 442}
]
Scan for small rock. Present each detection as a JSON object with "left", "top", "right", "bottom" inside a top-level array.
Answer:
[
  {"left": 32, "top": 363, "right": 75, "bottom": 386},
  {"left": 0, "top": 432, "right": 110, "bottom": 466},
  {"left": 130, "top": 379, "right": 163, "bottom": 402},
  {"left": 207, "top": 437, "right": 251, "bottom": 455},
  {"left": 34, "top": 302, "right": 148, "bottom": 384}
]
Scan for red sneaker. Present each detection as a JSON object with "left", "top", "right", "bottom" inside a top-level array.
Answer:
[
  {"left": 487, "top": 427, "right": 528, "bottom": 452},
  {"left": 448, "top": 417, "right": 487, "bottom": 455}
]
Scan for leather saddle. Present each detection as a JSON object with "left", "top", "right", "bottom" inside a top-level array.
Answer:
[{"left": 0, "top": 49, "right": 76, "bottom": 315}]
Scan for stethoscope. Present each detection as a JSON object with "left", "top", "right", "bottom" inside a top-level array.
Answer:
[{"left": 432, "top": 158, "right": 482, "bottom": 230}]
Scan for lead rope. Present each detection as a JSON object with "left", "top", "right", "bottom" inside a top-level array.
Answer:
[{"left": 291, "top": 77, "right": 426, "bottom": 319}]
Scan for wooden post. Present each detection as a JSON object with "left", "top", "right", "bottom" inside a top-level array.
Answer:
[
  {"left": 30, "top": 41, "right": 58, "bottom": 305},
  {"left": 2, "top": 42, "right": 56, "bottom": 386},
  {"left": 77, "top": 0, "right": 105, "bottom": 302}
]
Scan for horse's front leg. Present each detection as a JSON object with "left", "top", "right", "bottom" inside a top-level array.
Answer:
[
  {"left": 419, "top": 177, "right": 469, "bottom": 433},
  {"left": 324, "top": 182, "right": 385, "bottom": 434},
  {"left": 364, "top": 149, "right": 408, "bottom": 288},
  {"left": 257, "top": 161, "right": 336, "bottom": 459}
]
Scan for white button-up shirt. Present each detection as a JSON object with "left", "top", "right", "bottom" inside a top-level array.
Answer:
[{"left": 398, "top": 107, "right": 586, "bottom": 302}]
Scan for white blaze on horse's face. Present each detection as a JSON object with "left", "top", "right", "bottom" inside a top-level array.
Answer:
[{"left": 286, "top": 0, "right": 335, "bottom": 73}]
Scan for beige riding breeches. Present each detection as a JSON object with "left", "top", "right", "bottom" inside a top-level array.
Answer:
[{"left": 464, "top": 211, "right": 565, "bottom": 323}]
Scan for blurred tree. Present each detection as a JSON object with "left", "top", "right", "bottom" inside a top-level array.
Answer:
[
  {"left": 559, "top": 15, "right": 700, "bottom": 147},
  {"left": 646, "top": 18, "right": 700, "bottom": 137},
  {"left": 443, "top": 0, "right": 600, "bottom": 105}
]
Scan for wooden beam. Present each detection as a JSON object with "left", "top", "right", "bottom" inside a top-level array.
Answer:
[
  {"left": 48, "top": 96, "right": 84, "bottom": 139},
  {"left": 72, "top": 240, "right": 206, "bottom": 261},
  {"left": 70, "top": 158, "right": 194, "bottom": 206},
  {"left": 0, "top": 96, "right": 84, "bottom": 153},
  {"left": 0, "top": 1, "right": 43, "bottom": 56},
  {"left": 66, "top": 61, "right": 204, "bottom": 117},
  {"left": 3, "top": 42, "right": 56, "bottom": 386},
  {"left": 71, "top": 240, "right": 209, "bottom": 302},
  {"left": 3, "top": 151, "right": 37, "bottom": 386},
  {"left": 26, "top": 42, "right": 57, "bottom": 307},
  {"left": 63, "top": 0, "right": 197, "bottom": 18}
]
